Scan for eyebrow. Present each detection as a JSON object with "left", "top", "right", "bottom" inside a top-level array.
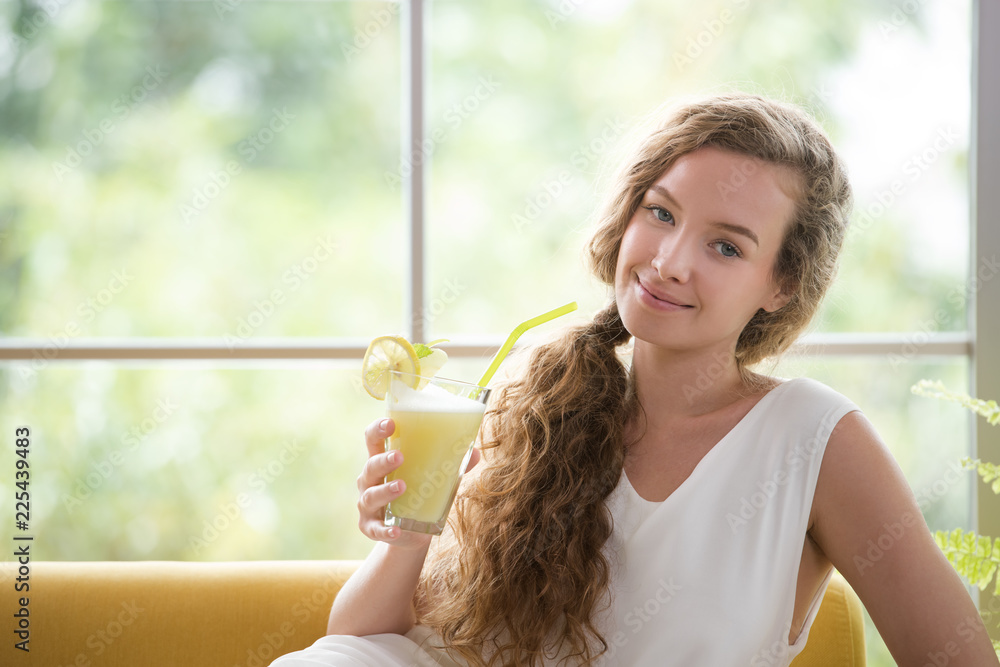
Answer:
[
  {"left": 647, "top": 184, "right": 760, "bottom": 248},
  {"left": 712, "top": 221, "right": 759, "bottom": 248}
]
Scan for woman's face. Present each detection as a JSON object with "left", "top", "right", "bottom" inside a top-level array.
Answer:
[{"left": 614, "top": 145, "right": 798, "bottom": 357}]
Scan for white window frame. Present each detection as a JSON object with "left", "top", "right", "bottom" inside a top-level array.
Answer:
[{"left": 972, "top": 0, "right": 1000, "bottom": 629}]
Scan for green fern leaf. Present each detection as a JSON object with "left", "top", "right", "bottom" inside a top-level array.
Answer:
[
  {"left": 948, "top": 527, "right": 963, "bottom": 550},
  {"left": 980, "top": 535, "right": 994, "bottom": 558},
  {"left": 936, "top": 528, "right": 1000, "bottom": 592},
  {"left": 911, "top": 380, "right": 1000, "bottom": 425},
  {"left": 934, "top": 530, "right": 948, "bottom": 551},
  {"left": 979, "top": 560, "right": 998, "bottom": 591}
]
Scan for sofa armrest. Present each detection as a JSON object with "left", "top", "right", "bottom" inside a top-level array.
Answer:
[{"left": 1, "top": 560, "right": 360, "bottom": 667}]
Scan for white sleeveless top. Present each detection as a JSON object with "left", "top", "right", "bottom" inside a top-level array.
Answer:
[
  {"left": 592, "top": 377, "right": 859, "bottom": 666},
  {"left": 271, "top": 377, "right": 859, "bottom": 667}
]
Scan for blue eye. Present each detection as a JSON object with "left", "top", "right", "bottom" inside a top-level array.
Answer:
[
  {"left": 645, "top": 206, "right": 673, "bottom": 224},
  {"left": 713, "top": 241, "right": 741, "bottom": 258}
]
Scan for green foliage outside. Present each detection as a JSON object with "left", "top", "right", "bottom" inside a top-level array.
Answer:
[{"left": 912, "top": 380, "right": 1000, "bottom": 657}]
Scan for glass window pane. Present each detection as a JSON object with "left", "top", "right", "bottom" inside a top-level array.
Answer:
[
  {"left": 0, "top": 356, "right": 973, "bottom": 558},
  {"left": 0, "top": 357, "right": 973, "bottom": 546},
  {"left": 0, "top": 363, "right": 378, "bottom": 560},
  {"left": 818, "top": 2, "right": 971, "bottom": 334},
  {"left": 0, "top": 1, "right": 403, "bottom": 340},
  {"left": 425, "top": 0, "right": 971, "bottom": 339}
]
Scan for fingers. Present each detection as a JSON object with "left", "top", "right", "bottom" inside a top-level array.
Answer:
[
  {"left": 366, "top": 519, "right": 432, "bottom": 550},
  {"left": 357, "top": 470, "right": 414, "bottom": 544},
  {"left": 372, "top": 523, "right": 404, "bottom": 541},
  {"left": 364, "top": 418, "right": 394, "bottom": 459},
  {"left": 357, "top": 448, "right": 403, "bottom": 495},
  {"left": 357, "top": 418, "right": 433, "bottom": 549},
  {"left": 464, "top": 446, "right": 482, "bottom": 474},
  {"left": 359, "top": 472, "right": 405, "bottom": 512},
  {"left": 358, "top": 419, "right": 408, "bottom": 542},
  {"left": 356, "top": 451, "right": 405, "bottom": 535},
  {"left": 358, "top": 417, "right": 399, "bottom": 501}
]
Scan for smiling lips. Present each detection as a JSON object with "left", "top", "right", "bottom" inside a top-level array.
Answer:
[{"left": 637, "top": 276, "right": 693, "bottom": 310}]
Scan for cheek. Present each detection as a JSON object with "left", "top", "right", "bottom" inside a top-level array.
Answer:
[
  {"left": 615, "top": 222, "right": 645, "bottom": 271},
  {"left": 613, "top": 246, "right": 629, "bottom": 286},
  {"left": 612, "top": 227, "right": 634, "bottom": 283},
  {"left": 613, "top": 239, "right": 641, "bottom": 303}
]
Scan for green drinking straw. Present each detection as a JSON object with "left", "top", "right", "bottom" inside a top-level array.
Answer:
[{"left": 477, "top": 301, "right": 578, "bottom": 387}]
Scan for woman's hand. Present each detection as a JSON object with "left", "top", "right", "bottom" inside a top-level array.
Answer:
[
  {"left": 358, "top": 418, "right": 482, "bottom": 550},
  {"left": 329, "top": 418, "right": 484, "bottom": 637}
]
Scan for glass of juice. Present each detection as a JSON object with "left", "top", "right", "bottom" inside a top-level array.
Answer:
[{"left": 383, "top": 370, "right": 491, "bottom": 535}]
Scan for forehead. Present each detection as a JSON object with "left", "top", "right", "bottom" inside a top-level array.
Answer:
[{"left": 649, "top": 146, "right": 800, "bottom": 243}]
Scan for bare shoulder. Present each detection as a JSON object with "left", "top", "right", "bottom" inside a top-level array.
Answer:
[
  {"left": 807, "top": 410, "right": 904, "bottom": 532},
  {"left": 810, "top": 409, "right": 933, "bottom": 570},
  {"left": 810, "top": 410, "right": 998, "bottom": 665}
]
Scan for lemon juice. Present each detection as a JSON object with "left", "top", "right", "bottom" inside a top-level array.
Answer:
[{"left": 384, "top": 372, "right": 489, "bottom": 534}]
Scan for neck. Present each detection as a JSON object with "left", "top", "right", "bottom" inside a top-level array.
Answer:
[{"left": 630, "top": 339, "right": 749, "bottom": 424}]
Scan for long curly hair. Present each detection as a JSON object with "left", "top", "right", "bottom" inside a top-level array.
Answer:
[{"left": 414, "top": 93, "right": 853, "bottom": 666}]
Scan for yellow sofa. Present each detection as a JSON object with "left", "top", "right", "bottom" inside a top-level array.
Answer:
[{"left": 0, "top": 560, "right": 865, "bottom": 666}]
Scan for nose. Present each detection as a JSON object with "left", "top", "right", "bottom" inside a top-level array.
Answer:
[{"left": 650, "top": 232, "right": 694, "bottom": 283}]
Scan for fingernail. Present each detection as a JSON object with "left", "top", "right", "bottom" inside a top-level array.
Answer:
[
  {"left": 387, "top": 451, "right": 398, "bottom": 465},
  {"left": 389, "top": 480, "right": 401, "bottom": 493},
  {"left": 379, "top": 419, "right": 390, "bottom": 431}
]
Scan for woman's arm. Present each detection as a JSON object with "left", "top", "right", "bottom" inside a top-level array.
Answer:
[
  {"left": 326, "top": 418, "right": 481, "bottom": 637},
  {"left": 811, "top": 411, "right": 999, "bottom": 665},
  {"left": 326, "top": 418, "right": 433, "bottom": 636},
  {"left": 326, "top": 540, "right": 431, "bottom": 636}
]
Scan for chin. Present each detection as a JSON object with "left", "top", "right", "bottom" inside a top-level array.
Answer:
[{"left": 617, "top": 304, "right": 672, "bottom": 347}]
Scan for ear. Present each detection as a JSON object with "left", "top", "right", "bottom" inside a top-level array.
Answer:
[{"left": 761, "top": 281, "right": 794, "bottom": 313}]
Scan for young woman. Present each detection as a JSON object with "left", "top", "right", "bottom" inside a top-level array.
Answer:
[{"left": 272, "top": 93, "right": 998, "bottom": 666}]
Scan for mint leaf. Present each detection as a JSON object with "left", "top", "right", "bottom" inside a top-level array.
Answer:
[{"left": 414, "top": 339, "right": 448, "bottom": 359}]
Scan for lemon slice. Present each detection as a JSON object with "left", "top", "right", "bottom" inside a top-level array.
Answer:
[
  {"left": 361, "top": 335, "right": 420, "bottom": 399},
  {"left": 414, "top": 348, "right": 448, "bottom": 389}
]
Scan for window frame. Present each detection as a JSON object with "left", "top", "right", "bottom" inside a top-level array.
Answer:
[{"left": 972, "top": 0, "right": 1000, "bottom": 630}]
